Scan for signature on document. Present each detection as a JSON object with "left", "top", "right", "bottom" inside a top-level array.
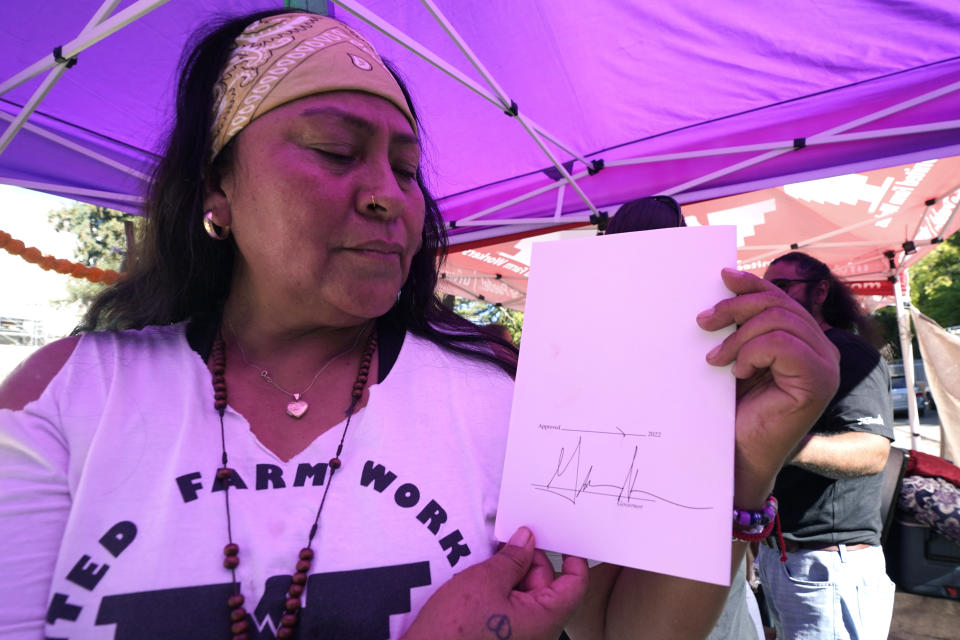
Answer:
[{"left": 531, "top": 435, "right": 711, "bottom": 511}]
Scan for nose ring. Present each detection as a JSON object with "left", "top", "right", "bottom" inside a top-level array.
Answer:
[{"left": 367, "top": 193, "right": 386, "bottom": 212}]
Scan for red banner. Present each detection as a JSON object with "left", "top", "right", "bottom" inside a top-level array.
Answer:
[{"left": 846, "top": 280, "right": 895, "bottom": 297}]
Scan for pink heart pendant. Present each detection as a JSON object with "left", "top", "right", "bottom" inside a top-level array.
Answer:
[{"left": 286, "top": 400, "right": 309, "bottom": 419}]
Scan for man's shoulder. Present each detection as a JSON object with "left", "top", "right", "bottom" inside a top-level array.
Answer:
[
  {"left": 826, "top": 328, "right": 884, "bottom": 368},
  {"left": 825, "top": 327, "right": 875, "bottom": 353}
]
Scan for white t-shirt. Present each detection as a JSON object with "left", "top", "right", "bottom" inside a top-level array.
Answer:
[{"left": 0, "top": 323, "right": 513, "bottom": 639}]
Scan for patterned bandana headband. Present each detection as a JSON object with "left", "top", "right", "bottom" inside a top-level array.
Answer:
[{"left": 210, "top": 12, "right": 416, "bottom": 159}]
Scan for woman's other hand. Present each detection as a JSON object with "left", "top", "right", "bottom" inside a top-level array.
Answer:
[
  {"left": 697, "top": 268, "right": 841, "bottom": 508},
  {"left": 403, "top": 527, "right": 588, "bottom": 640}
]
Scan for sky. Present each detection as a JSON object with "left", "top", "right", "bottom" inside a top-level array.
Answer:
[{"left": 0, "top": 185, "right": 84, "bottom": 337}]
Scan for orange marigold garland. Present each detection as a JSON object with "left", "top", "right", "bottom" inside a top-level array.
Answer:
[{"left": 0, "top": 229, "right": 122, "bottom": 285}]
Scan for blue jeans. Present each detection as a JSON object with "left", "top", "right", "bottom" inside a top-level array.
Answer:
[{"left": 757, "top": 543, "right": 894, "bottom": 640}]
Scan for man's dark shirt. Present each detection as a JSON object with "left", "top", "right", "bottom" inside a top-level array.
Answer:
[{"left": 774, "top": 328, "right": 894, "bottom": 546}]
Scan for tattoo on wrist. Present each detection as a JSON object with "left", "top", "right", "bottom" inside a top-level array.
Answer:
[{"left": 486, "top": 614, "right": 512, "bottom": 639}]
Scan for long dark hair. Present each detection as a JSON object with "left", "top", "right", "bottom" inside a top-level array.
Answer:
[
  {"left": 78, "top": 9, "right": 517, "bottom": 375},
  {"left": 769, "top": 251, "right": 879, "bottom": 344}
]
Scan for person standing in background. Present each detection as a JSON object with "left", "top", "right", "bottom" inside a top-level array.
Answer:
[{"left": 759, "top": 251, "right": 895, "bottom": 640}]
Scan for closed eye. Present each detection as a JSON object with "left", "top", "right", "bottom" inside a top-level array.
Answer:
[
  {"left": 315, "top": 149, "right": 355, "bottom": 164},
  {"left": 393, "top": 165, "right": 418, "bottom": 182}
]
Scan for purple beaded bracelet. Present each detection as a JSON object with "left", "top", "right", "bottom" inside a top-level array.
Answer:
[{"left": 732, "top": 495, "right": 778, "bottom": 536}]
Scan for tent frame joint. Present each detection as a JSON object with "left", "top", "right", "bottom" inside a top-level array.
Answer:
[
  {"left": 587, "top": 158, "right": 605, "bottom": 176},
  {"left": 589, "top": 210, "right": 609, "bottom": 230},
  {"left": 52, "top": 46, "right": 78, "bottom": 69}
]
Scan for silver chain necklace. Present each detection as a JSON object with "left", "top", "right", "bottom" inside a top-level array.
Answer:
[{"left": 227, "top": 320, "right": 368, "bottom": 419}]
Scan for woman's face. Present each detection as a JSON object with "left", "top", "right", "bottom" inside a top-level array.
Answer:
[{"left": 216, "top": 91, "right": 426, "bottom": 326}]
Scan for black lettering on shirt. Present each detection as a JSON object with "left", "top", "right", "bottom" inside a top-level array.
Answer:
[
  {"left": 416, "top": 500, "right": 448, "bottom": 534},
  {"left": 99, "top": 521, "right": 137, "bottom": 557},
  {"left": 212, "top": 468, "right": 248, "bottom": 492},
  {"left": 394, "top": 483, "right": 421, "bottom": 508},
  {"left": 293, "top": 462, "right": 328, "bottom": 487},
  {"left": 257, "top": 464, "right": 286, "bottom": 490},
  {"left": 175, "top": 472, "right": 203, "bottom": 503},
  {"left": 46, "top": 593, "right": 82, "bottom": 625},
  {"left": 66, "top": 555, "right": 109, "bottom": 591},
  {"left": 360, "top": 461, "right": 397, "bottom": 492},
  {"left": 439, "top": 530, "right": 471, "bottom": 567}
]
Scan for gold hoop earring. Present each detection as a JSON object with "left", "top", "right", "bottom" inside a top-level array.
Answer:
[{"left": 203, "top": 211, "right": 230, "bottom": 240}]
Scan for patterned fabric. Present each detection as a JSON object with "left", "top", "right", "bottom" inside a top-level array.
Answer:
[
  {"left": 210, "top": 12, "right": 415, "bottom": 158},
  {"left": 898, "top": 475, "right": 960, "bottom": 545}
]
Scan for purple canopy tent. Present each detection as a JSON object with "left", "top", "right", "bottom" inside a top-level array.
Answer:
[
  {"left": 2, "top": 1, "right": 959, "bottom": 441},
  {"left": 1, "top": 0, "right": 959, "bottom": 233}
]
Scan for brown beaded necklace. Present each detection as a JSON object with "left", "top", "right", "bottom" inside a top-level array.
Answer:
[{"left": 209, "top": 326, "right": 378, "bottom": 639}]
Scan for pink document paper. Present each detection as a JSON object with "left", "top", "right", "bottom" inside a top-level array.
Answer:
[{"left": 495, "top": 225, "right": 738, "bottom": 586}]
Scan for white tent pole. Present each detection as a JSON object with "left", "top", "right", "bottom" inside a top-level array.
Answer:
[
  {"left": 419, "top": 0, "right": 597, "bottom": 179},
  {"left": 682, "top": 144, "right": 960, "bottom": 205},
  {"left": 553, "top": 183, "right": 566, "bottom": 220},
  {"left": 891, "top": 189, "right": 960, "bottom": 283},
  {"left": 331, "top": 0, "right": 590, "bottom": 167},
  {"left": 453, "top": 165, "right": 593, "bottom": 225},
  {"left": 746, "top": 203, "right": 915, "bottom": 264},
  {"left": 594, "top": 120, "right": 960, "bottom": 170},
  {"left": 437, "top": 276, "right": 525, "bottom": 302},
  {"left": 0, "top": 176, "right": 143, "bottom": 204},
  {"left": 606, "top": 142, "right": 792, "bottom": 166},
  {"left": 934, "top": 191, "right": 960, "bottom": 239},
  {"left": 907, "top": 199, "right": 941, "bottom": 246},
  {"left": 820, "top": 120, "right": 960, "bottom": 143},
  {"left": 455, "top": 215, "right": 591, "bottom": 227},
  {"left": 456, "top": 141, "right": 960, "bottom": 231},
  {"left": 340, "top": 0, "right": 600, "bottom": 217},
  {"left": 448, "top": 222, "right": 579, "bottom": 246},
  {"left": 656, "top": 79, "right": 960, "bottom": 202},
  {"left": 601, "top": 119, "right": 960, "bottom": 171},
  {"left": 0, "top": 66, "right": 69, "bottom": 157},
  {"left": 744, "top": 237, "right": 945, "bottom": 252},
  {"left": 0, "top": 0, "right": 125, "bottom": 157},
  {"left": 510, "top": 113, "right": 600, "bottom": 217},
  {"left": 0, "top": 111, "right": 151, "bottom": 181},
  {"left": 0, "top": 0, "right": 171, "bottom": 98},
  {"left": 418, "top": 0, "right": 512, "bottom": 119},
  {"left": 811, "top": 80, "right": 960, "bottom": 141},
  {"left": 662, "top": 148, "right": 794, "bottom": 195},
  {"left": 893, "top": 270, "right": 921, "bottom": 449}
]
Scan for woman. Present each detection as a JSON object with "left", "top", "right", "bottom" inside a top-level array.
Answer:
[{"left": 0, "top": 10, "right": 839, "bottom": 640}]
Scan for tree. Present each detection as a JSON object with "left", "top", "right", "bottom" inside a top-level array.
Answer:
[
  {"left": 870, "top": 229, "right": 959, "bottom": 360},
  {"left": 871, "top": 305, "right": 913, "bottom": 361},
  {"left": 47, "top": 203, "right": 138, "bottom": 307},
  {"left": 451, "top": 297, "right": 524, "bottom": 345},
  {"left": 909, "top": 229, "right": 960, "bottom": 329}
]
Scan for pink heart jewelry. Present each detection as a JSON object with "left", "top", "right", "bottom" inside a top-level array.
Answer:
[
  {"left": 228, "top": 321, "right": 369, "bottom": 419},
  {"left": 286, "top": 397, "right": 309, "bottom": 419}
]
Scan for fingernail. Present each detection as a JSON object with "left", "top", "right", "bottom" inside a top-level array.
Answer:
[
  {"left": 509, "top": 527, "right": 531, "bottom": 547},
  {"left": 697, "top": 307, "right": 715, "bottom": 322},
  {"left": 706, "top": 344, "right": 722, "bottom": 361}
]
